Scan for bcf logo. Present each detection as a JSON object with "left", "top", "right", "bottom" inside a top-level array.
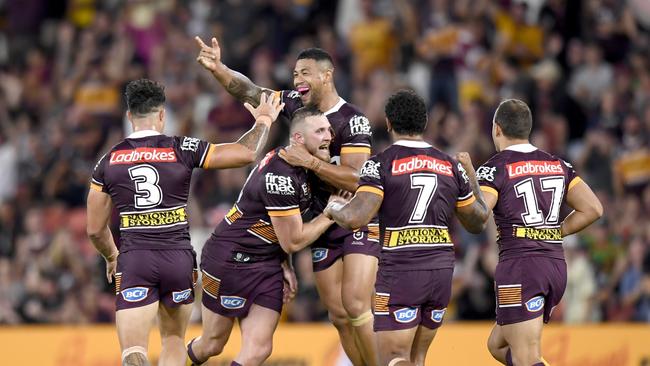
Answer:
[
  {"left": 526, "top": 296, "right": 544, "bottom": 312},
  {"left": 431, "top": 309, "right": 446, "bottom": 323},
  {"left": 121, "top": 287, "right": 149, "bottom": 302},
  {"left": 312, "top": 248, "right": 328, "bottom": 263},
  {"left": 172, "top": 289, "right": 192, "bottom": 303},
  {"left": 221, "top": 296, "right": 246, "bottom": 309},
  {"left": 394, "top": 307, "right": 418, "bottom": 323}
]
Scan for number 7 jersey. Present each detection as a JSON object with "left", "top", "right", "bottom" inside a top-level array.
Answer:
[
  {"left": 476, "top": 143, "right": 581, "bottom": 261},
  {"left": 90, "top": 131, "right": 214, "bottom": 251},
  {"left": 357, "top": 140, "right": 474, "bottom": 271}
]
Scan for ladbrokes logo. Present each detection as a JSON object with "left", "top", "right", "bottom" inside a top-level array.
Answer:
[
  {"left": 120, "top": 207, "right": 188, "bottom": 229},
  {"left": 110, "top": 148, "right": 176, "bottom": 165},
  {"left": 507, "top": 160, "right": 563, "bottom": 178},
  {"left": 265, "top": 173, "right": 295, "bottom": 195},
  {"left": 384, "top": 227, "right": 451, "bottom": 248},
  {"left": 391, "top": 155, "right": 453, "bottom": 176}
]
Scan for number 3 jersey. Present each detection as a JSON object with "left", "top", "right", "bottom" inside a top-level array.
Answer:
[
  {"left": 477, "top": 144, "right": 581, "bottom": 261},
  {"left": 90, "top": 130, "right": 213, "bottom": 252},
  {"left": 357, "top": 140, "right": 475, "bottom": 271}
]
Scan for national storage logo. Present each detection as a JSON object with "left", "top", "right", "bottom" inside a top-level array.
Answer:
[
  {"left": 120, "top": 206, "right": 188, "bottom": 229},
  {"left": 383, "top": 226, "right": 451, "bottom": 248},
  {"left": 514, "top": 227, "right": 562, "bottom": 242}
]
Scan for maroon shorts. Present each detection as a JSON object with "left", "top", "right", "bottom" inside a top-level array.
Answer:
[
  {"left": 373, "top": 268, "right": 452, "bottom": 331},
  {"left": 200, "top": 257, "right": 284, "bottom": 318},
  {"left": 494, "top": 256, "right": 567, "bottom": 325},
  {"left": 311, "top": 226, "right": 380, "bottom": 272},
  {"left": 115, "top": 249, "right": 197, "bottom": 311}
]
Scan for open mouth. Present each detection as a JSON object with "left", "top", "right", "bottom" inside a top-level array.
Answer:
[
  {"left": 296, "top": 85, "right": 310, "bottom": 97},
  {"left": 318, "top": 143, "right": 330, "bottom": 151}
]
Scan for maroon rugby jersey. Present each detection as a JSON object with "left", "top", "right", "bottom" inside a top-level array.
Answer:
[
  {"left": 357, "top": 140, "right": 474, "bottom": 270},
  {"left": 477, "top": 144, "right": 581, "bottom": 261},
  {"left": 90, "top": 130, "right": 213, "bottom": 251},
  {"left": 209, "top": 148, "right": 312, "bottom": 265},
  {"left": 278, "top": 91, "right": 374, "bottom": 240}
]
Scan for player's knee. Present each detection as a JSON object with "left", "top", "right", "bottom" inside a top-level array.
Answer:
[
  {"left": 202, "top": 339, "right": 226, "bottom": 358},
  {"left": 243, "top": 339, "right": 273, "bottom": 365},
  {"left": 342, "top": 290, "right": 369, "bottom": 318}
]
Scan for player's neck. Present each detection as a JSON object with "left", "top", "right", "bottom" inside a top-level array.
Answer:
[
  {"left": 132, "top": 121, "right": 163, "bottom": 133},
  {"left": 318, "top": 90, "right": 341, "bottom": 113},
  {"left": 392, "top": 132, "right": 423, "bottom": 142},
  {"left": 500, "top": 138, "right": 531, "bottom": 151}
]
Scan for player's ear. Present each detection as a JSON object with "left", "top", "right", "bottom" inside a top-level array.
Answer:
[
  {"left": 159, "top": 108, "right": 165, "bottom": 122},
  {"left": 292, "top": 131, "right": 305, "bottom": 144},
  {"left": 385, "top": 117, "right": 392, "bottom": 132}
]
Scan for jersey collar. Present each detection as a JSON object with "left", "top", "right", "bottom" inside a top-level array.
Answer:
[
  {"left": 127, "top": 130, "right": 162, "bottom": 139},
  {"left": 394, "top": 140, "right": 432, "bottom": 148},
  {"left": 504, "top": 143, "right": 537, "bottom": 153},
  {"left": 323, "top": 97, "right": 346, "bottom": 116}
]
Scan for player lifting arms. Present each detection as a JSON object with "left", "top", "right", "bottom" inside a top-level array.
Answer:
[
  {"left": 194, "top": 36, "right": 379, "bottom": 366},
  {"left": 186, "top": 107, "right": 338, "bottom": 366},
  {"left": 86, "top": 79, "right": 280, "bottom": 366},
  {"left": 479, "top": 99, "right": 603, "bottom": 366},
  {"left": 325, "top": 90, "right": 490, "bottom": 366}
]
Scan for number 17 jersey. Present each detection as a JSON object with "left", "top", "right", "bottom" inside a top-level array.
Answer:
[
  {"left": 477, "top": 143, "right": 581, "bottom": 261},
  {"left": 357, "top": 140, "right": 474, "bottom": 271}
]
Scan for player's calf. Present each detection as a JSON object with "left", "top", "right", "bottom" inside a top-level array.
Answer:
[{"left": 122, "top": 346, "right": 149, "bottom": 366}]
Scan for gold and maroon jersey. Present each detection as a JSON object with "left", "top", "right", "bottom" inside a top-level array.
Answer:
[
  {"left": 210, "top": 148, "right": 312, "bottom": 263},
  {"left": 357, "top": 140, "right": 474, "bottom": 271},
  {"left": 477, "top": 143, "right": 581, "bottom": 261},
  {"left": 90, "top": 130, "right": 214, "bottom": 251}
]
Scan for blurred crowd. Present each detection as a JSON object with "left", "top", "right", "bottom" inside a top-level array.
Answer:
[{"left": 1, "top": 0, "right": 650, "bottom": 325}]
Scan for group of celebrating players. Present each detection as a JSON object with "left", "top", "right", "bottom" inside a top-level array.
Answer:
[{"left": 85, "top": 35, "right": 604, "bottom": 366}]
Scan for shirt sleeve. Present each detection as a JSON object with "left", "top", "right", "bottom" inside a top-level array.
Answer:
[
  {"left": 476, "top": 160, "right": 500, "bottom": 199},
  {"left": 90, "top": 153, "right": 108, "bottom": 193},
  {"left": 356, "top": 156, "right": 384, "bottom": 197},
  {"left": 340, "top": 113, "right": 372, "bottom": 155},
  {"left": 454, "top": 161, "right": 475, "bottom": 207},
  {"left": 277, "top": 90, "right": 303, "bottom": 119},
  {"left": 561, "top": 159, "right": 582, "bottom": 191},
  {"left": 175, "top": 136, "right": 214, "bottom": 169},
  {"left": 261, "top": 166, "right": 302, "bottom": 217}
]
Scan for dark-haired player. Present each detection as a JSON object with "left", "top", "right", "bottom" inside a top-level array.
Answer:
[
  {"left": 195, "top": 36, "right": 378, "bottom": 366},
  {"left": 478, "top": 99, "right": 603, "bottom": 366},
  {"left": 86, "top": 79, "right": 283, "bottom": 366},
  {"left": 325, "top": 90, "right": 490, "bottom": 366},
  {"left": 186, "top": 107, "right": 337, "bottom": 366}
]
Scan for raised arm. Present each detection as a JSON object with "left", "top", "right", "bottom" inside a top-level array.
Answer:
[
  {"left": 86, "top": 188, "right": 119, "bottom": 283},
  {"left": 271, "top": 213, "right": 334, "bottom": 254},
  {"left": 454, "top": 152, "right": 490, "bottom": 234},
  {"left": 279, "top": 146, "right": 369, "bottom": 193},
  {"left": 561, "top": 178, "right": 603, "bottom": 236},
  {"left": 195, "top": 36, "right": 272, "bottom": 107},
  {"left": 204, "top": 93, "right": 284, "bottom": 169},
  {"left": 325, "top": 190, "right": 382, "bottom": 230}
]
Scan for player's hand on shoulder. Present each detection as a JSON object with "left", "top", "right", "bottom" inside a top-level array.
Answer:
[
  {"left": 279, "top": 143, "right": 313, "bottom": 168},
  {"left": 455, "top": 151, "right": 477, "bottom": 175},
  {"left": 194, "top": 36, "right": 222, "bottom": 72},
  {"left": 243, "top": 92, "right": 284, "bottom": 126}
]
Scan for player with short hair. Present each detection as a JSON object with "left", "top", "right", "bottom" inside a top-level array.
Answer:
[
  {"left": 479, "top": 99, "right": 603, "bottom": 366},
  {"left": 194, "top": 36, "right": 379, "bottom": 366},
  {"left": 325, "top": 90, "right": 490, "bottom": 366},
  {"left": 86, "top": 79, "right": 281, "bottom": 366},
  {"left": 186, "top": 107, "right": 338, "bottom": 366}
]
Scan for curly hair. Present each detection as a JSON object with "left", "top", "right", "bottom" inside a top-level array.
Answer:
[
  {"left": 125, "top": 79, "right": 166, "bottom": 117},
  {"left": 384, "top": 90, "right": 428, "bottom": 135}
]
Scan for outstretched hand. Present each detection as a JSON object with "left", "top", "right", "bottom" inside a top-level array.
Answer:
[
  {"left": 243, "top": 93, "right": 284, "bottom": 126},
  {"left": 455, "top": 152, "right": 477, "bottom": 176},
  {"left": 195, "top": 36, "right": 222, "bottom": 73}
]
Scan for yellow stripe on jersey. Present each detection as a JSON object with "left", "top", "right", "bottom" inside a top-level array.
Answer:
[
  {"left": 267, "top": 208, "right": 301, "bottom": 217},
  {"left": 341, "top": 146, "right": 371, "bottom": 155},
  {"left": 202, "top": 143, "right": 217, "bottom": 169},
  {"left": 480, "top": 186, "right": 499, "bottom": 198},
  {"left": 90, "top": 182, "right": 103, "bottom": 192},
  {"left": 456, "top": 195, "right": 476, "bottom": 208},
  {"left": 357, "top": 185, "right": 384, "bottom": 197},
  {"left": 568, "top": 176, "right": 583, "bottom": 190}
]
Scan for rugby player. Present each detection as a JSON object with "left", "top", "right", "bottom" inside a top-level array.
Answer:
[
  {"left": 186, "top": 107, "right": 338, "bottom": 366},
  {"left": 86, "top": 79, "right": 282, "bottom": 366},
  {"left": 325, "top": 90, "right": 490, "bottom": 366},
  {"left": 478, "top": 99, "right": 603, "bottom": 366},
  {"left": 195, "top": 36, "right": 378, "bottom": 366}
]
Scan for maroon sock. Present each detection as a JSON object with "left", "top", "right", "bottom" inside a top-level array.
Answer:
[
  {"left": 532, "top": 363, "right": 545, "bottom": 366},
  {"left": 506, "top": 349, "right": 513, "bottom": 366},
  {"left": 231, "top": 362, "right": 242, "bottom": 366},
  {"left": 187, "top": 338, "right": 204, "bottom": 365}
]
